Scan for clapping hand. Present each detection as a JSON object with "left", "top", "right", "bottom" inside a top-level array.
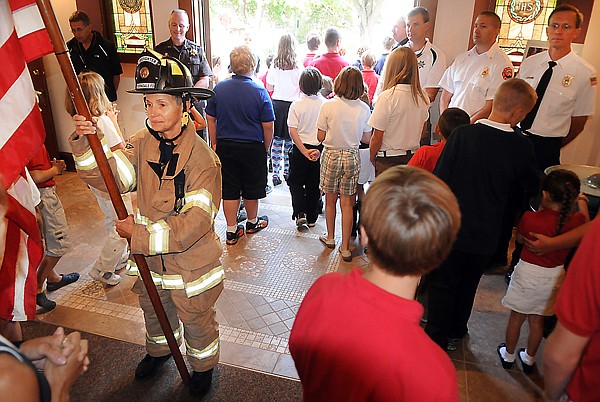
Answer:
[
  {"left": 43, "top": 330, "right": 90, "bottom": 400},
  {"left": 19, "top": 327, "right": 89, "bottom": 372},
  {"left": 51, "top": 158, "right": 67, "bottom": 175}
]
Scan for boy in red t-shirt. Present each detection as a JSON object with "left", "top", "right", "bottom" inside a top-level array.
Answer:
[
  {"left": 27, "top": 145, "right": 79, "bottom": 313},
  {"left": 408, "top": 107, "right": 469, "bottom": 172},
  {"left": 360, "top": 51, "right": 379, "bottom": 104},
  {"left": 290, "top": 166, "right": 461, "bottom": 401},
  {"left": 543, "top": 215, "right": 600, "bottom": 402}
]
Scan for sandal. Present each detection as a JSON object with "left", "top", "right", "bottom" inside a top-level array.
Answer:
[
  {"left": 338, "top": 247, "right": 352, "bottom": 262},
  {"left": 319, "top": 235, "right": 335, "bottom": 248},
  {"left": 46, "top": 272, "right": 80, "bottom": 292}
]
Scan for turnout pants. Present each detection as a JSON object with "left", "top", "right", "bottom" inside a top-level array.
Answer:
[{"left": 138, "top": 276, "right": 223, "bottom": 372}]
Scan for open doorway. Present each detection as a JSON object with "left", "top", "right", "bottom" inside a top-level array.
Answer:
[{"left": 206, "top": 0, "right": 415, "bottom": 81}]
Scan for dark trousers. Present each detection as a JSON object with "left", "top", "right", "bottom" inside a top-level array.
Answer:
[
  {"left": 491, "top": 187, "right": 529, "bottom": 265},
  {"left": 526, "top": 133, "right": 562, "bottom": 171},
  {"left": 420, "top": 117, "right": 432, "bottom": 147},
  {"left": 425, "top": 249, "right": 490, "bottom": 349},
  {"left": 287, "top": 144, "right": 322, "bottom": 222},
  {"left": 374, "top": 152, "right": 413, "bottom": 176}
]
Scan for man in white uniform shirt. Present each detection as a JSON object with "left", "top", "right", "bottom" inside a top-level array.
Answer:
[
  {"left": 517, "top": 4, "right": 596, "bottom": 170},
  {"left": 439, "top": 11, "right": 513, "bottom": 123},
  {"left": 405, "top": 7, "right": 446, "bottom": 102},
  {"left": 374, "top": 8, "right": 445, "bottom": 105},
  {"left": 391, "top": 16, "right": 408, "bottom": 50},
  {"left": 405, "top": 7, "right": 446, "bottom": 146}
]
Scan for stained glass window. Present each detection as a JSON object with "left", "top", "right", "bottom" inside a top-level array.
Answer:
[
  {"left": 495, "top": 0, "right": 557, "bottom": 65},
  {"left": 110, "top": 0, "right": 154, "bottom": 54}
]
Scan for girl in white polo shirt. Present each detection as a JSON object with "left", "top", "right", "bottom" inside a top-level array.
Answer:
[
  {"left": 317, "top": 66, "right": 372, "bottom": 262},
  {"left": 369, "top": 47, "right": 430, "bottom": 176}
]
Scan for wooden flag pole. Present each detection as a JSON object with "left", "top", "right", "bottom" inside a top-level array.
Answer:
[{"left": 35, "top": 0, "right": 190, "bottom": 384}]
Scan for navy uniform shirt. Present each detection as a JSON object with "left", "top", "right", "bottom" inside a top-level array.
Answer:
[
  {"left": 67, "top": 31, "right": 122, "bottom": 101},
  {"left": 155, "top": 38, "right": 212, "bottom": 85}
]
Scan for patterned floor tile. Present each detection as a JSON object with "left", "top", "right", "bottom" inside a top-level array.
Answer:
[{"left": 31, "top": 172, "right": 549, "bottom": 399}]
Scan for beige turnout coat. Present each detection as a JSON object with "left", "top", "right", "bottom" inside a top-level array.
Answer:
[{"left": 69, "top": 118, "right": 224, "bottom": 371}]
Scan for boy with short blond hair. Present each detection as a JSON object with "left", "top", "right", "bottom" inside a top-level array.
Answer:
[{"left": 426, "top": 78, "right": 542, "bottom": 351}]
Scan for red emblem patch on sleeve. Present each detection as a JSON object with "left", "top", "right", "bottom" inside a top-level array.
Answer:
[
  {"left": 502, "top": 67, "right": 513, "bottom": 80},
  {"left": 591, "top": 76, "right": 597, "bottom": 86}
]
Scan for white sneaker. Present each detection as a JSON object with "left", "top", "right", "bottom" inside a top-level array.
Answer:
[
  {"left": 90, "top": 269, "right": 121, "bottom": 286},
  {"left": 296, "top": 213, "right": 307, "bottom": 228},
  {"left": 116, "top": 247, "right": 130, "bottom": 271}
]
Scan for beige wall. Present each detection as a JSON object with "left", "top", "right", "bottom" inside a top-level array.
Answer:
[
  {"left": 561, "top": 1, "right": 600, "bottom": 166},
  {"left": 151, "top": 0, "right": 178, "bottom": 46},
  {"left": 45, "top": 0, "right": 177, "bottom": 152},
  {"left": 43, "top": 0, "right": 77, "bottom": 153},
  {"left": 433, "top": 0, "right": 476, "bottom": 64}
]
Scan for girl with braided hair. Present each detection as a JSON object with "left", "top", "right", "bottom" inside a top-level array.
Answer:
[{"left": 498, "top": 169, "right": 589, "bottom": 374}]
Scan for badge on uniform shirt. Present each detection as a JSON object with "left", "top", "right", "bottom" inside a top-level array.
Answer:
[
  {"left": 562, "top": 74, "right": 573, "bottom": 87},
  {"left": 418, "top": 60, "right": 425, "bottom": 69},
  {"left": 502, "top": 66, "right": 513, "bottom": 80},
  {"left": 190, "top": 49, "right": 198, "bottom": 57},
  {"left": 590, "top": 76, "right": 597, "bottom": 86},
  {"left": 481, "top": 67, "right": 489, "bottom": 77}
]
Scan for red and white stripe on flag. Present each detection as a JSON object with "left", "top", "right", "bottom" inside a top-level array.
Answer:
[
  {"left": 9, "top": 0, "right": 53, "bottom": 62},
  {"left": 0, "top": 171, "right": 42, "bottom": 321},
  {"left": 0, "top": 0, "right": 51, "bottom": 320},
  {"left": 1, "top": 0, "right": 53, "bottom": 190}
]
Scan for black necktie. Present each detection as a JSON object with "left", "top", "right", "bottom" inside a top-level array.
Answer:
[{"left": 520, "top": 61, "right": 557, "bottom": 131}]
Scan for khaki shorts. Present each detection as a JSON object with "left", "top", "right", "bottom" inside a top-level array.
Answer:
[
  {"left": 319, "top": 148, "right": 359, "bottom": 196},
  {"left": 39, "top": 186, "right": 70, "bottom": 257}
]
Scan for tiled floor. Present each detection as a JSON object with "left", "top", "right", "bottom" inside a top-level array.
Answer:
[{"left": 39, "top": 172, "right": 546, "bottom": 401}]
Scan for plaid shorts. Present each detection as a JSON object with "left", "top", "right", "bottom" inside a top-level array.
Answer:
[{"left": 319, "top": 148, "right": 360, "bottom": 195}]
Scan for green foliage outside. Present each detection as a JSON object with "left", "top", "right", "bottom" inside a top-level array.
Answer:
[{"left": 208, "top": 0, "right": 408, "bottom": 68}]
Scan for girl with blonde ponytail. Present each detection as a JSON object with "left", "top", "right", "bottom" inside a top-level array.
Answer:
[{"left": 369, "top": 47, "right": 429, "bottom": 175}]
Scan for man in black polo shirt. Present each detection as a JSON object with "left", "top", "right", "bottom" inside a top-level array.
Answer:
[
  {"left": 155, "top": 9, "right": 212, "bottom": 88},
  {"left": 155, "top": 9, "right": 213, "bottom": 142},
  {"left": 67, "top": 11, "right": 122, "bottom": 102}
]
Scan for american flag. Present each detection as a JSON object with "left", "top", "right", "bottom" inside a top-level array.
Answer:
[{"left": 0, "top": 0, "right": 52, "bottom": 321}]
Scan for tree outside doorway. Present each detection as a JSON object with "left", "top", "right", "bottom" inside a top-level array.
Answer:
[{"left": 208, "top": 0, "right": 414, "bottom": 79}]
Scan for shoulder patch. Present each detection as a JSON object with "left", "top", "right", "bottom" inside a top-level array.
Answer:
[
  {"left": 591, "top": 76, "right": 597, "bottom": 86},
  {"left": 502, "top": 66, "right": 513, "bottom": 80}
]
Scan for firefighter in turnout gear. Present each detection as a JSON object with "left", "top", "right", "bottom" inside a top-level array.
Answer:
[{"left": 69, "top": 48, "right": 222, "bottom": 397}]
